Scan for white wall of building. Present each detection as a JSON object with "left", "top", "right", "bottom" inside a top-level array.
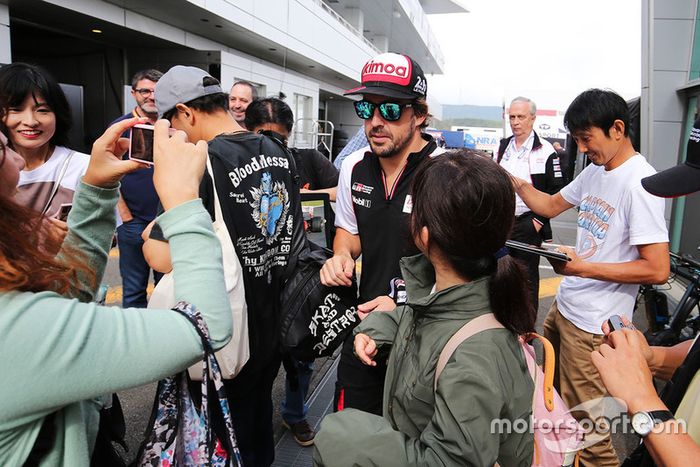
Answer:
[
  {"left": 219, "top": 51, "right": 318, "bottom": 102},
  {"left": 40, "top": 0, "right": 377, "bottom": 81},
  {"left": 642, "top": 0, "right": 700, "bottom": 253},
  {"left": 0, "top": 4, "right": 11, "bottom": 65},
  {"left": 38, "top": 0, "right": 391, "bottom": 139},
  {"left": 398, "top": 0, "right": 445, "bottom": 68},
  {"left": 326, "top": 101, "right": 363, "bottom": 139},
  {"left": 642, "top": 0, "right": 695, "bottom": 172},
  {"left": 642, "top": 0, "right": 697, "bottom": 227},
  {"left": 210, "top": 0, "right": 377, "bottom": 79},
  {"left": 28, "top": 0, "right": 445, "bottom": 154},
  {"left": 44, "top": 0, "right": 376, "bottom": 82},
  {"left": 220, "top": 50, "right": 321, "bottom": 146}
]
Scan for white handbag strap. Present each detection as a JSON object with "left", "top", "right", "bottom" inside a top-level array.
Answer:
[
  {"left": 434, "top": 313, "right": 504, "bottom": 390},
  {"left": 205, "top": 154, "right": 225, "bottom": 229}
]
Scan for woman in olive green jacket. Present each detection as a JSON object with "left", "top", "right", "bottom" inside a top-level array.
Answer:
[{"left": 314, "top": 150, "right": 536, "bottom": 466}]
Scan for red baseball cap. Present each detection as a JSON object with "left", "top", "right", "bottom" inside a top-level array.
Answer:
[{"left": 344, "top": 52, "right": 427, "bottom": 100}]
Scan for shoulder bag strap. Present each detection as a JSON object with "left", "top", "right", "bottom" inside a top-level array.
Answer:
[
  {"left": 434, "top": 313, "right": 504, "bottom": 390},
  {"left": 42, "top": 150, "right": 74, "bottom": 216},
  {"left": 170, "top": 301, "right": 243, "bottom": 467},
  {"left": 205, "top": 154, "right": 242, "bottom": 286},
  {"left": 205, "top": 154, "right": 225, "bottom": 231}
]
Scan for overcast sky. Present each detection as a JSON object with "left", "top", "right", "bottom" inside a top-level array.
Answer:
[{"left": 426, "top": 0, "right": 642, "bottom": 110}]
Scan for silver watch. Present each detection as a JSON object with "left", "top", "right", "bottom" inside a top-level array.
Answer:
[{"left": 631, "top": 410, "right": 674, "bottom": 437}]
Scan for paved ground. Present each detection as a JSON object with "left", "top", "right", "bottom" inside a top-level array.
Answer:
[{"left": 105, "top": 209, "right": 660, "bottom": 463}]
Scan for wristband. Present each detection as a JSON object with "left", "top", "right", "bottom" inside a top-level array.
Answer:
[{"left": 388, "top": 278, "right": 407, "bottom": 305}]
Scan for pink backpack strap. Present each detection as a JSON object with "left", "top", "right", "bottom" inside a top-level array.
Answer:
[{"left": 434, "top": 313, "right": 504, "bottom": 391}]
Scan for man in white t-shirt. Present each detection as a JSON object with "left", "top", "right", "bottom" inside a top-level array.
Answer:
[
  {"left": 591, "top": 117, "right": 700, "bottom": 467},
  {"left": 512, "top": 89, "right": 670, "bottom": 465}
]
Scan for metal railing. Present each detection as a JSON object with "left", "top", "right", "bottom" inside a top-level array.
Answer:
[
  {"left": 398, "top": 0, "right": 445, "bottom": 68},
  {"left": 312, "top": 0, "right": 381, "bottom": 53},
  {"left": 291, "top": 118, "right": 335, "bottom": 159}
]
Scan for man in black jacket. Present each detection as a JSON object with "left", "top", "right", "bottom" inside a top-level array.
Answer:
[
  {"left": 497, "top": 96, "right": 564, "bottom": 310},
  {"left": 320, "top": 52, "right": 444, "bottom": 416},
  {"left": 155, "top": 65, "right": 305, "bottom": 467}
]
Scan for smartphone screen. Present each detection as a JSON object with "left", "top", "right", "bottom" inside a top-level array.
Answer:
[
  {"left": 129, "top": 124, "right": 155, "bottom": 165},
  {"left": 58, "top": 203, "right": 73, "bottom": 221},
  {"left": 607, "top": 315, "right": 627, "bottom": 332}
]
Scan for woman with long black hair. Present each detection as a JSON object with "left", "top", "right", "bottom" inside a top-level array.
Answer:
[{"left": 314, "top": 150, "right": 536, "bottom": 466}]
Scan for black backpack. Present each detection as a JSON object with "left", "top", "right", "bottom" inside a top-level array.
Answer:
[{"left": 279, "top": 241, "right": 359, "bottom": 361}]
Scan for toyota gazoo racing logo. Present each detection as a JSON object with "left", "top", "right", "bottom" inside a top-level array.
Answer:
[
  {"left": 352, "top": 182, "right": 374, "bottom": 194},
  {"left": 362, "top": 53, "right": 412, "bottom": 86}
]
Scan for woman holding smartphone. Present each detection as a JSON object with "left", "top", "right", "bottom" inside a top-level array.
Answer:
[
  {"left": 0, "top": 119, "right": 232, "bottom": 465},
  {"left": 0, "top": 63, "right": 90, "bottom": 238}
]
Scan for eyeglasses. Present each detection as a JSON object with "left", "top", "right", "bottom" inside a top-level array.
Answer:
[
  {"left": 353, "top": 100, "right": 412, "bottom": 122},
  {"left": 133, "top": 88, "right": 155, "bottom": 97}
]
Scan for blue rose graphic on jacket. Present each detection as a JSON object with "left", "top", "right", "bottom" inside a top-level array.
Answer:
[{"left": 250, "top": 171, "right": 290, "bottom": 243}]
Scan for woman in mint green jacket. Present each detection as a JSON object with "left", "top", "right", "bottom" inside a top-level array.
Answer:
[
  {"left": 0, "top": 119, "right": 232, "bottom": 466},
  {"left": 314, "top": 151, "right": 536, "bottom": 466}
]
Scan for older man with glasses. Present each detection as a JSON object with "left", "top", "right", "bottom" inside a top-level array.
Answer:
[
  {"left": 320, "top": 52, "right": 444, "bottom": 416},
  {"left": 496, "top": 96, "right": 565, "bottom": 313},
  {"left": 109, "top": 69, "right": 164, "bottom": 308}
]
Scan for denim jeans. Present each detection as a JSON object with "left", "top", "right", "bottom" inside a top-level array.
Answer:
[
  {"left": 282, "top": 356, "right": 314, "bottom": 424},
  {"left": 117, "top": 220, "right": 163, "bottom": 308}
]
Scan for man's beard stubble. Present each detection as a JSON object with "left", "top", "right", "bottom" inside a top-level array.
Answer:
[
  {"left": 139, "top": 101, "right": 158, "bottom": 117},
  {"left": 367, "top": 118, "right": 416, "bottom": 159}
]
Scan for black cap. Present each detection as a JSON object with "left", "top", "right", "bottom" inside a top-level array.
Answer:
[
  {"left": 642, "top": 117, "right": 700, "bottom": 198},
  {"left": 344, "top": 52, "right": 427, "bottom": 100}
]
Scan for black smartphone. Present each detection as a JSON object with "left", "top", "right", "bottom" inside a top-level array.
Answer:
[
  {"left": 57, "top": 203, "right": 72, "bottom": 221},
  {"left": 129, "top": 124, "right": 155, "bottom": 165},
  {"left": 505, "top": 240, "right": 571, "bottom": 262},
  {"left": 607, "top": 314, "right": 629, "bottom": 332}
]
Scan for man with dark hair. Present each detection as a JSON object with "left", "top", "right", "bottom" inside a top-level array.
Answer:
[
  {"left": 592, "top": 118, "right": 700, "bottom": 466},
  {"left": 155, "top": 65, "right": 304, "bottom": 467},
  {"left": 512, "top": 88, "right": 670, "bottom": 465},
  {"left": 320, "top": 52, "right": 444, "bottom": 416},
  {"left": 497, "top": 96, "right": 564, "bottom": 312},
  {"left": 229, "top": 80, "right": 258, "bottom": 129},
  {"left": 245, "top": 97, "right": 339, "bottom": 201},
  {"left": 244, "top": 96, "right": 339, "bottom": 446},
  {"left": 110, "top": 68, "right": 164, "bottom": 308}
]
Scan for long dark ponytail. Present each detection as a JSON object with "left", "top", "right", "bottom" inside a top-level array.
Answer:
[{"left": 410, "top": 150, "right": 535, "bottom": 334}]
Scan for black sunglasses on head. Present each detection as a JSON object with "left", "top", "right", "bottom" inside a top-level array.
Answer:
[{"left": 353, "top": 100, "right": 413, "bottom": 122}]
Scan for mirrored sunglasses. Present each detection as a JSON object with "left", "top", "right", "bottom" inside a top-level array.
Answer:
[{"left": 353, "top": 100, "right": 413, "bottom": 122}]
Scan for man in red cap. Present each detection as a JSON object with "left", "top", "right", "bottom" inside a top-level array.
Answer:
[
  {"left": 320, "top": 52, "right": 444, "bottom": 415},
  {"left": 592, "top": 117, "right": 700, "bottom": 466}
]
